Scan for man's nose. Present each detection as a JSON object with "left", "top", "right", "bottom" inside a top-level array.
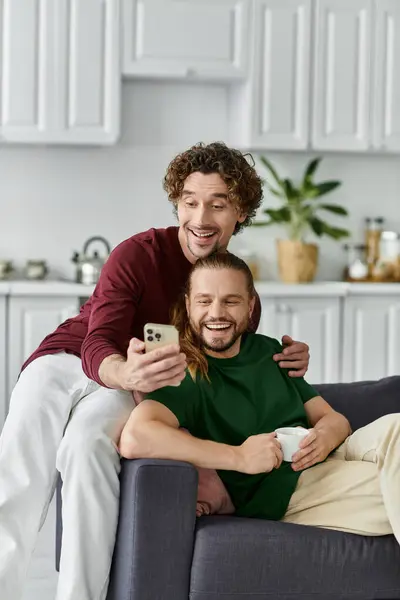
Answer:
[
  {"left": 193, "top": 204, "right": 209, "bottom": 226},
  {"left": 208, "top": 302, "right": 224, "bottom": 319}
]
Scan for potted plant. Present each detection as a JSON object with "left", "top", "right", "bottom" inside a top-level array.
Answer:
[{"left": 254, "top": 156, "right": 350, "bottom": 283}]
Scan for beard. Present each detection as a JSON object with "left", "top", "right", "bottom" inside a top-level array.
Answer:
[{"left": 190, "top": 315, "right": 249, "bottom": 353}]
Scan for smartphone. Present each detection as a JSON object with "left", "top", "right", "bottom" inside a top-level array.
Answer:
[{"left": 144, "top": 323, "right": 179, "bottom": 353}]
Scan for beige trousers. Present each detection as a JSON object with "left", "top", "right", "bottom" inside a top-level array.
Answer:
[{"left": 282, "top": 414, "right": 400, "bottom": 544}]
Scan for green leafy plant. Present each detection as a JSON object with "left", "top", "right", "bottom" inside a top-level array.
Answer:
[{"left": 253, "top": 156, "right": 350, "bottom": 242}]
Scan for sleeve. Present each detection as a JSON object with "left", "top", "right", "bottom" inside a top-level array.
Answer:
[
  {"left": 248, "top": 290, "right": 261, "bottom": 333},
  {"left": 81, "top": 239, "right": 149, "bottom": 384},
  {"left": 270, "top": 337, "right": 319, "bottom": 404},
  {"left": 145, "top": 373, "right": 200, "bottom": 430}
]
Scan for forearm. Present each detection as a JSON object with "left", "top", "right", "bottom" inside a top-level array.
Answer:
[
  {"left": 119, "top": 418, "right": 238, "bottom": 471},
  {"left": 314, "top": 411, "right": 351, "bottom": 452},
  {"left": 98, "top": 353, "right": 126, "bottom": 389}
]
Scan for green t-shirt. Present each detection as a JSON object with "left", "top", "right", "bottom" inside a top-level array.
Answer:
[{"left": 147, "top": 333, "right": 318, "bottom": 521}]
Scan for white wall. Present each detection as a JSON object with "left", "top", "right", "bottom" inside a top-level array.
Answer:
[{"left": 1, "top": 81, "right": 400, "bottom": 281}]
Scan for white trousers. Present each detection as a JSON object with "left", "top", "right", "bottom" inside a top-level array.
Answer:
[
  {"left": 283, "top": 414, "right": 400, "bottom": 543},
  {"left": 0, "top": 353, "right": 134, "bottom": 600}
]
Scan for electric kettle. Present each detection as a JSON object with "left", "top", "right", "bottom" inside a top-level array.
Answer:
[{"left": 71, "top": 236, "right": 111, "bottom": 285}]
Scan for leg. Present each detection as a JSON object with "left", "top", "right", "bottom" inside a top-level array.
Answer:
[
  {"left": 55, "top": 386, "right": 134, "bottom": 600},
  {"left": 340, "top": 414, "right": 400, "bottom": 543},
  {"left": 282, "top": 459, "right": 392, "bottom": 537},
  {"left": 0, "top": 353, "right": 91, "bottom": 600}
]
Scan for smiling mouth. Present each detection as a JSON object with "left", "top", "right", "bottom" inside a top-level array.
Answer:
[
  {"left": 204, "top": 323, "right": 232, "bottom": 331},
  {"left": 189, "top": 229, "right": 217, "bottom": 239}
]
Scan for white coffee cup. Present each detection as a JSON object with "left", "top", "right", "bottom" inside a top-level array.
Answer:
[{"left": 275, "top": 427, "right": 310, "bottom": 462}]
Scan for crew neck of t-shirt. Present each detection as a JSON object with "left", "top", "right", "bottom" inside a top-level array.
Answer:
[{"left": 205, "top": 332, "right": 251, "bottom": 366}]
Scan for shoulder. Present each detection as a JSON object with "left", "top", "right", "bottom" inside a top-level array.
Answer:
[
  {"left": 105, "top": 227, "right": 179, "bottom": 271},
  {"left": 245, "top": 333, "right": 283, "bottom": 355}
]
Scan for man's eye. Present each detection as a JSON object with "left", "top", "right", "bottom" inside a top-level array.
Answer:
[
  {"left": 212, "top": 205, "right": 224, "bottom": 210},
  {"left": 226, "top": 300, "right": 239, "bottom": 305},
  {"left": 185, "top": 201, "right": 195, "bottom": 207},
  {"left": 198, "top": 300, "right": 210, "bottom": 305}
]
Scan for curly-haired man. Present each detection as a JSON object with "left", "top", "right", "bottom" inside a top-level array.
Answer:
[{"left": 0, "top": 142, "right": 311, "bottom": 600}]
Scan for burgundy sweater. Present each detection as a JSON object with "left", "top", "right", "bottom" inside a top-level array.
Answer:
[{"left": 23, "top": 227, "right": 261, "bottom": 385}]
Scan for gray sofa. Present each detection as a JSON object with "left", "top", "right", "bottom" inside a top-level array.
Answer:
[{"left": 56, "top": 376, "right": 400, "bottom": 600}]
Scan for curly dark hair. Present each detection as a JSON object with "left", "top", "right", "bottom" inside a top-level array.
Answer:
[{"left": 163, "top": 141, "right": 263, "bottom": 234}]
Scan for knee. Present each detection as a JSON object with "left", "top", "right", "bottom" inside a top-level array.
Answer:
[{"left": 56, "top": 425, "right": 120, "bottom": 475}]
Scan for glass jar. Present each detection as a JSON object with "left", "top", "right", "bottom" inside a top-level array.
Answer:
[
  {"left": 343, "top": 244, "right": 368, "bottom": 281},
  {"left": 365, "top": 217, "right": 384, "bottom": 277},
  {"left": 372, "top": 231, "right": 400, "bottom": 281},
  {"left": 25, "top": 260, "right": 48, "bottom": 280}
]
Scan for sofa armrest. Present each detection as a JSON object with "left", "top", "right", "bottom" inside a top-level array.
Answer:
[{"left": 106, "top": 458, "right": 198, "bottom": 600}]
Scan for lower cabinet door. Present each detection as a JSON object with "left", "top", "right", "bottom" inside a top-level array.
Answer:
[
  {"left": 259, "top": 296, "right": 342, "bottom": 385},
  {"left": 6, "top": 296, "right": 79, "bottom": 415},
  {"left": 0, "top": 296, "right": 7, "bottom": 430},
  {"left": 342, "top": 296, "right": 400, "bottom": 382}
]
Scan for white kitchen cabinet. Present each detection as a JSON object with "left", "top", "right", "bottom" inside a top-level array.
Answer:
[
  {"left": 342, "top": 295, "right": 400, "bottom": 383},
  {"left": 229, "top": 0, "right": 311, "bottom": 149},
  {"left": 312, "top": 0, "right": 373, "bottom": 151},
  {"left": 0, "top": 296, "right": 6, "bottom": 430},
  {"left": 0, "top": 0, "right": 120, "bottom": 145},
  {"left": 6, "top": 296, "right": 79, "bottom": 410},
  {"left": 373, "top": 0, "right": 400, "bottom": 152},
  {"left": 122, "top": 0, "right": 249, "bottom": 80},
  {"left": 258, "top": 296, "right": 341, "bottom": 384}
]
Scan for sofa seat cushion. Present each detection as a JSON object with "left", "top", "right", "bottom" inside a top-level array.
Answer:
[{"left": 190, "top": 516, "right": 400, "bottom": 600}]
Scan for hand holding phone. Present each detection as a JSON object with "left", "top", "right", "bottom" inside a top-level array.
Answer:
[{"left": 116, "top": 324, "right": 186, "bottom": 393}]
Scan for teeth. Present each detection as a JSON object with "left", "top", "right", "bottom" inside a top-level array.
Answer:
[
  {"left": 206, "top": 324, "right": 231, "bottom": 330},
  {"left": 192, "top": 231, "right": 214, "bottom": 238}
]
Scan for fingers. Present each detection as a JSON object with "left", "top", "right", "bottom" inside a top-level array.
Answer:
[
  {"left": 288, "top": 368, "right": 307, "bottom": 378},
  {"left": 276, "top": 360, "right": 308, "bottom": 370},
  {"left": 128, "top": 338, "right": 145, "bottom": 354},
  {"left": 138, "top": 343, "right": 181, "bottom": 364},
  {"left": 299, "top": 430, "right": 317, "bottom": 448},
  {"left": 281, "top": 334, "right": 293, "bottom": 346},
  {"left": 292, "top": 449, "right": 321, "bottom": 471},
  {"left": 144, "top": 353, "right": 187, "bottom": 376}
]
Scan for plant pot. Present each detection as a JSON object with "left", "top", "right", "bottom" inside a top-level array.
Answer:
[{"left": 276, "top": 239, "right": 318, "bottom": 283}]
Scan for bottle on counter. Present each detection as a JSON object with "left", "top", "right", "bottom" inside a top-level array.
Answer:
[
  {"left": 373, "top": 231, "right": 400, "bottom": 281},
  {"left": 365, "top": 217, "right": 384, "bottom": 278},
  {"left": 343, "top": 244, "right": 369, "bottom": 281}
]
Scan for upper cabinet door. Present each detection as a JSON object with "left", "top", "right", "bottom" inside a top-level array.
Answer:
[
  {"left": 373, "top": 0, "right": 400, "bottom": 152},
  {"left": 0, "top": 0, "right": 120, "bottom": 145},
  {"left": 0, "top": 0, "right": 55, "bottom": 141},
  {"left": 122, "top": 0, "right": 249, "bottom": 80},
  {"left": 54, "top": 0, "right": 121, "bottom": 144},
  {"left": 251, "top": 0, "right": 312, "bottom": 149},
  {"left": 312, "top": 0, "right": 373, "bottom": 151}
]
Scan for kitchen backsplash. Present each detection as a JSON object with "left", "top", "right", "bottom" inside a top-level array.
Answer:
[{"left": 1, "top": 82, "right": 400, "bottom": 282}]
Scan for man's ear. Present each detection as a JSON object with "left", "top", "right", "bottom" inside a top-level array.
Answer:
[
  {"left": 249, "top": 296, "right": 256, "bottom": 318},
  {"left": 237, "top": 211, "right": 247, "bottom": 224},
  {"left": 185, "top": 294, "right": 190, "bottom": 315}
]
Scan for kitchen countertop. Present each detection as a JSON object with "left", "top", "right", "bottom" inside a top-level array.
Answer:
[
  {"left": 1, "top": 279, "right": 400, "bottom": 297},
  {"left": 0, "top": 280, "right": 96, "bottom": 296}
]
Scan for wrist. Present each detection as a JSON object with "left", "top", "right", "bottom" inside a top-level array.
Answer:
[
  {"left": 99, "top": 354, "right": 126, "bottom": 389},
  {"left": 231, "top": 445, "right": 244, "bottom": 472}
]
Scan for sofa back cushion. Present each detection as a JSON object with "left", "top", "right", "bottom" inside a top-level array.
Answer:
[{"left": 313, "top": 376, "right": 400, "bottom": 432}]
